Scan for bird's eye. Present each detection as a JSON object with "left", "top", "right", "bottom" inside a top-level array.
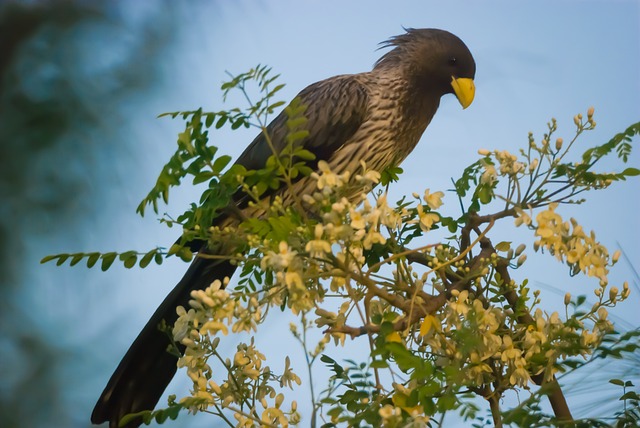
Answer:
[{"left": 448, "top": 57, "right": 457, "bottom": 66}]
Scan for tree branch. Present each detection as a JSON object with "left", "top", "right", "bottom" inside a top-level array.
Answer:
[{"left": 494, "top": 257, "right": 573, "bottom": 421}]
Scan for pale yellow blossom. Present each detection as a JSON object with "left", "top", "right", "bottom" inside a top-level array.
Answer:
[{"left": 423, "top": 189, "right": 444, "bottom": 209}]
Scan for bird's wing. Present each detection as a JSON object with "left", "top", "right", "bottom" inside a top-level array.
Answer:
[
  {"left": 183, "top": 75, "right": 370, "bottom": 252},
  {"left": 235, "top": 74, "right": 370, "bottom": 171}
]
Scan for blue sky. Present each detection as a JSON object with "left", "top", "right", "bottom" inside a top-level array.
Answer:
[{"left": 30, "top": 1, "right": 639, "bottom": 426}]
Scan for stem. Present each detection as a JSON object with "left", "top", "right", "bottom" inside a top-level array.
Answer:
[
  {"left": 522, "top": 124, "right": 585, "bottom": 205},
  {"left": 544, "top": 379, "right": 574, "bottom": 422},
  {"left": 299, "top": 315, "right": 318, "bottom": 428},
  {"left": 208, "top": 403, "right": 236, "bottom": 427},
  {"left": 488, "top": 391, "right": 503, "bottom": 428}
]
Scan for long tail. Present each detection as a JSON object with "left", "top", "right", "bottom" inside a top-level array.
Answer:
[{"left": 91, "top": 256, "right": 237, "bottom": 428}]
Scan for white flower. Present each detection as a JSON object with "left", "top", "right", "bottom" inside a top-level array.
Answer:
[
  {"left": 423, "top": 189, "right": 444, "bottom": 210},
  {"left": 417, "top": 204, "right": 439, "bottom": 231},
  {"left": 480, "top": 159, "right": 497, "bottom": 185},
  {"left": 305, "top": 224, "right": 331, "bottom": 258},
  {"left": 261, "top": 241, "right": 297, "bottom": 271}
]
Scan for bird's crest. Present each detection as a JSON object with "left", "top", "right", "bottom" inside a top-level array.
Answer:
[{"left": 374, "top": 28, "right": 462, "bottom": 70}]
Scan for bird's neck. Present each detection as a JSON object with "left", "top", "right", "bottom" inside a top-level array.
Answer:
[{"left": 370, "top": 70, "right": 441, "bottom": 159}]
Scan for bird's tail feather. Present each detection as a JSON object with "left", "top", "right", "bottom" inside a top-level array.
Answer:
[{"left": 91, "top": 256, "right": 237, "bottom": 428}]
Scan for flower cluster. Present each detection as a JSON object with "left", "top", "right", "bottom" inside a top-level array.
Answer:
[
  {"left": 172, "top": 279, "right": 301, "bottom": 425},
  {"left": 477, "top": 148, "right": 527, "bottom": 183},
  {"left": 413, "top": 189, "right": 444, "bottom": 231},
  {"left": 526, "top": 202, "right": 622, "bottom": 286},
  {"left": 419, "top": 287, "right": 615, "bottom": 392}
]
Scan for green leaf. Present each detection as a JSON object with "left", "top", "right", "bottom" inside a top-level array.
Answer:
[
  {"left": 154, "top": 252, "right": 164, "bottom": 265},
  {"left": 267, "top": 83, "right": 285, "bottom": 97},
  {"left": 495, "top": 241, "right": 511, "bottom": 252},
  {"left": 320, "top": 354, "right": 345, "bottom": 378},
  {"left": 101, "top": 252, "right": 117, "bottom": 271},
  {"left": 192, "top": 171, "right": 215, "bottom": 185},
  {"left": 268, "top": 100, "right": 285, "bottom": 113},
  {"left": 231, "top": 117, "right": 245, "bottom": 130},
  {"left": 55, "top": 254, "right": 69, "bottom": 266},
  {"left": 380, "top": 166, "right": 404, "bottom": 185},
  {"left": 40, "top": 254, "right": 60, "bottom": 264},
  {"left": 139, "top": 250, "right": 156, "bottom": 268},
  {"left": 86, "top": 252, "right": 101, "bottom": 268},
  {"left": 369, "top": 359, "right": 389, "bottom": 369},
  {"left": 204, "top": 113, "right": 215, "bottom": 128},
  {"left": 620, "top": 391, "right": 640, "bottom": 401},
  {"left": 294, "top": 149, "right": 316, "bottom": 161},
  {"left": 123, "top": 254, "right": 138, "bottom": 269},
  {"left": 211, "top": 155, "right": 232, "bottom": 174},
  {"left": 69, "top": 253, "right": 85, "bottom": 266},
  {"left": 157, "top": 111, "right": 180, "bottom": 119},
  {"left": 215, "top": 115, "right": 228, "bottom": 129},
  {"left": 286, "top": 130, "right": 310, "bottom": 144},
  {"left": 120, "top": 411, "right": 152, "bottom": 427},
  {"left": 178, "top": 247, "right": 193, "bottom": 262},
  {"left": 477, "top": 184, "right": 493, "bottom": 204},
  {"left": 287, "top": 116, "right": 308, "bottom": 130}
]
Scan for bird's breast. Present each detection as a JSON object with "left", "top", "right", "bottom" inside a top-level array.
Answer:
[{"left": 332, "top": 83, "right": 426, "bottom": 174}]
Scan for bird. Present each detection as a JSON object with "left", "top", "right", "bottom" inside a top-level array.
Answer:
[{"left": 91, "top": 28, "right": 476, "bottom": 428}]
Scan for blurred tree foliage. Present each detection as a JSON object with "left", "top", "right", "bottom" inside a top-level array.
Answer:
[{"left": 0, "top": 1, "right": 174, "bottom": 426}]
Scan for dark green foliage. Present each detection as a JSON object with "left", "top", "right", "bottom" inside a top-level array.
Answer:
[
  {"left": 41, "top": 248, "right": 166, "bottom": 270},
  {"left": 119, "top": 400, "right": 183, "bottom": 427}
]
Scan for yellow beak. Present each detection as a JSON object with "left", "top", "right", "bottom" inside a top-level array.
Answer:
[{"left": 451, "top": 76, "right": 475, "bottom": 109}]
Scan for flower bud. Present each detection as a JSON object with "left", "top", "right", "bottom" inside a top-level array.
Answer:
[
  {"left": 597, "top": 306, "right": 608, "bottom": 320},
  {"left": 574, "top": 115, "right": 581, "bottom": 126},
  {"left": 612, "top": 250, "right": 621, "bottom": 263},
  {"left": 555, "top": 138, "right": 563, "bottom": 151},
  {"left": 564, "top": 293, "right": 571, "bottom": 306},
  {"left": 587, "top": 106, "right": 595, "bottom": 118},
  {"left": 478, "top": 148, "right": 491, "bottom": 156},
  {"left": 515, "top": 243, "right": 526, "bottom": 256},
  {"left": 622, "top": 281, "right": 630, "bottom": 299},
  {"left": 276, "top": 393, "right": 284, "bottom": 408},
  {"left": 208, "top": 380, "right": 222, "bottom": 395},
  {"left": 609, "top": 287, "right": 619, "bottom": 302},
  {"left": 517, "top": 254, "right": 527, "bottom": 267}
]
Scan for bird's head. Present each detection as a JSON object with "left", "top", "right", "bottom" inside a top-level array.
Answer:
[{"left": 375, "top": 28, "right": 476, "bottom": 109}]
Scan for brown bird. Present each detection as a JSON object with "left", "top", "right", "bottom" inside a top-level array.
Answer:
[{"left": 91, "top": 28, "right": 476, "bottom": 427}]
